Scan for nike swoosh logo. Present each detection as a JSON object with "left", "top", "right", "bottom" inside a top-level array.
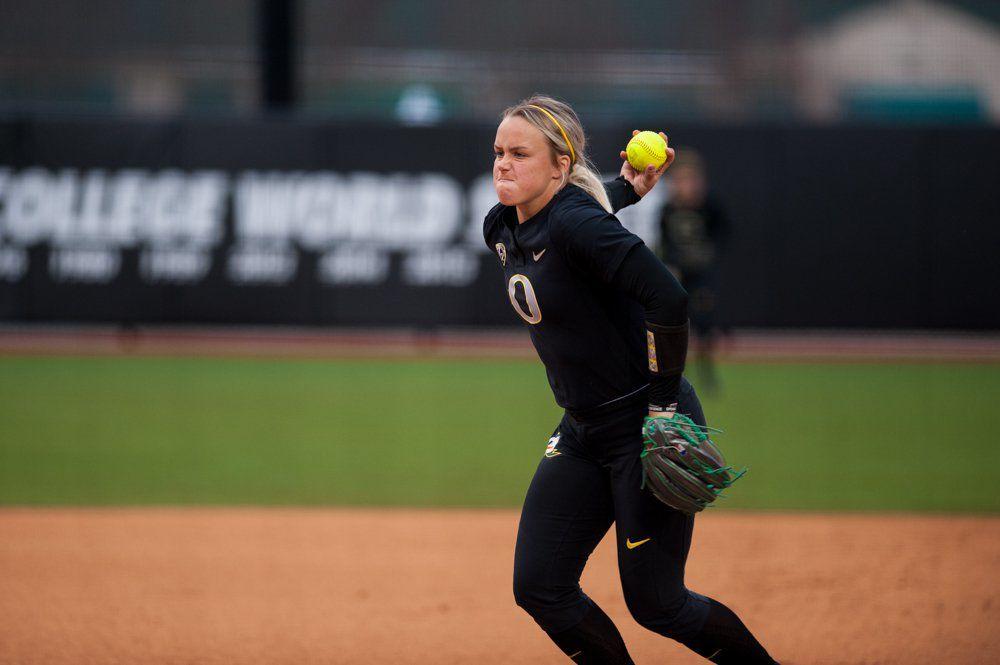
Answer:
[
  {"left": 569, "top": 651, "right": 582, "bottom": 659},
  {"left": 626, "top": 538, "right": 651, "bottom": 550},
  {"left": 532, "top": 249, "right": 546, "bottom": 261}
]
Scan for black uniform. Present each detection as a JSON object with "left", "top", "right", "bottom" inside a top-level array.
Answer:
[
  {"left": 658, "top": 195, "right": 730, "bottom": 338},
  {"left": 484, "top": 179, "right": 647, "bottom": 412},
  {"left": 485, "top": 179, "right": 775, "bottom": 664}
]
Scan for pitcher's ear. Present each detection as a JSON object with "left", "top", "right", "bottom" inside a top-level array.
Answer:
[{"left": 554, "top": 154, "right": 571, "bottom": 178}]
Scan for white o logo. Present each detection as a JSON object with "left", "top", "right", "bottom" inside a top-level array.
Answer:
[{"left": 508, "top": 274, "right": 542, "bottom": 324}]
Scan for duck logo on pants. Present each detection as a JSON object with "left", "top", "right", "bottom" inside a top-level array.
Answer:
[{"left": 544, "top": 432, "right": 562, "bottom": 458}]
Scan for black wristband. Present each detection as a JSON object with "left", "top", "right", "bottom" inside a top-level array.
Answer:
[
  {"left": 616, "top": 175, "right": 641, "bottom": 204},
  {"left": 648, "top": 378, "right": 682, "bottom": 413}
]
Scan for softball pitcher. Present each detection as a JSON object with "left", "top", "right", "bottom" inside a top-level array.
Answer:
[{"left": 485, "top": 95, "right": 778, "bottom": 664}]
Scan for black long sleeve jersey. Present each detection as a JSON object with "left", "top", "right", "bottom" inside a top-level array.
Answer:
[{"left": 483, "top": 177, "right": 688, "bottom": 412}]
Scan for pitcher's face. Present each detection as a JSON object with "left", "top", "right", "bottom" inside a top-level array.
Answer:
[{"left": 493, "top": 116, "right": 562, "bottom": 208}]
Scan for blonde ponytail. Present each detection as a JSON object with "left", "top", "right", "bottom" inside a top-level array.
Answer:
[
  {"left": 568, "top": 159, "right": 613, "bottom": 213},
  {"left": 502, "top": 94, "right": 613, "bottom": 213}
]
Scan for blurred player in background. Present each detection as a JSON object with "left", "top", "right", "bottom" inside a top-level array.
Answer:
[
  {"left": 658, "top": 150, "right": 730, "bottom": 393},
  {"left": 486, "top": 95, "right": 777, "bottom": 664}
]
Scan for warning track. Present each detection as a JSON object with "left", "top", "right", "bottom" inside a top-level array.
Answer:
[{"left": 1, "top": 325, "right": 998, "bottom": 362}]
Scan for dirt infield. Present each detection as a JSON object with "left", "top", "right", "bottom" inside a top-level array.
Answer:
[{"left": 1, "top": 509, "right": 997, "bottom": 664}]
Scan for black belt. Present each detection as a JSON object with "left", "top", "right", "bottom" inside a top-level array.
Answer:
[{"left": 565, "top": 384, "right": 648, "bottom": 423}]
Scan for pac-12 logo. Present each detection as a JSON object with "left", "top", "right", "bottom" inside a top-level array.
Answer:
[
  {"left": 544, "top": 432, "right": 562, "bottom": 458},
  {"left": 495, "top": 243, "right": 507, "bottom": 266}
]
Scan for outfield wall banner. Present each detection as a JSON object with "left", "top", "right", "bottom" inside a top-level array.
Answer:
[{"left": 1, "top": 117, "right": 998, "bottom": 329}]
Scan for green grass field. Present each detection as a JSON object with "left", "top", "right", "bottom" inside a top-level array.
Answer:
[{"left": 1, "top": 356, "right": 998, "bottom": 511}]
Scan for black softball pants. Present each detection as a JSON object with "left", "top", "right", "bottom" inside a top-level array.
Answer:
[{"left": 513, "top": 378, "right": 712, "bottom": 643}]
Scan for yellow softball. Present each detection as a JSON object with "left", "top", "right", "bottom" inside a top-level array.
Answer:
[{"left": 626, "top": 131, "right": 668, "bottom": 172}]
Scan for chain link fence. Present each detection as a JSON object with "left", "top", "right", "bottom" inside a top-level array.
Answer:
[{"left": 1, "top": 0, "right": 997, "bottom": 124}]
